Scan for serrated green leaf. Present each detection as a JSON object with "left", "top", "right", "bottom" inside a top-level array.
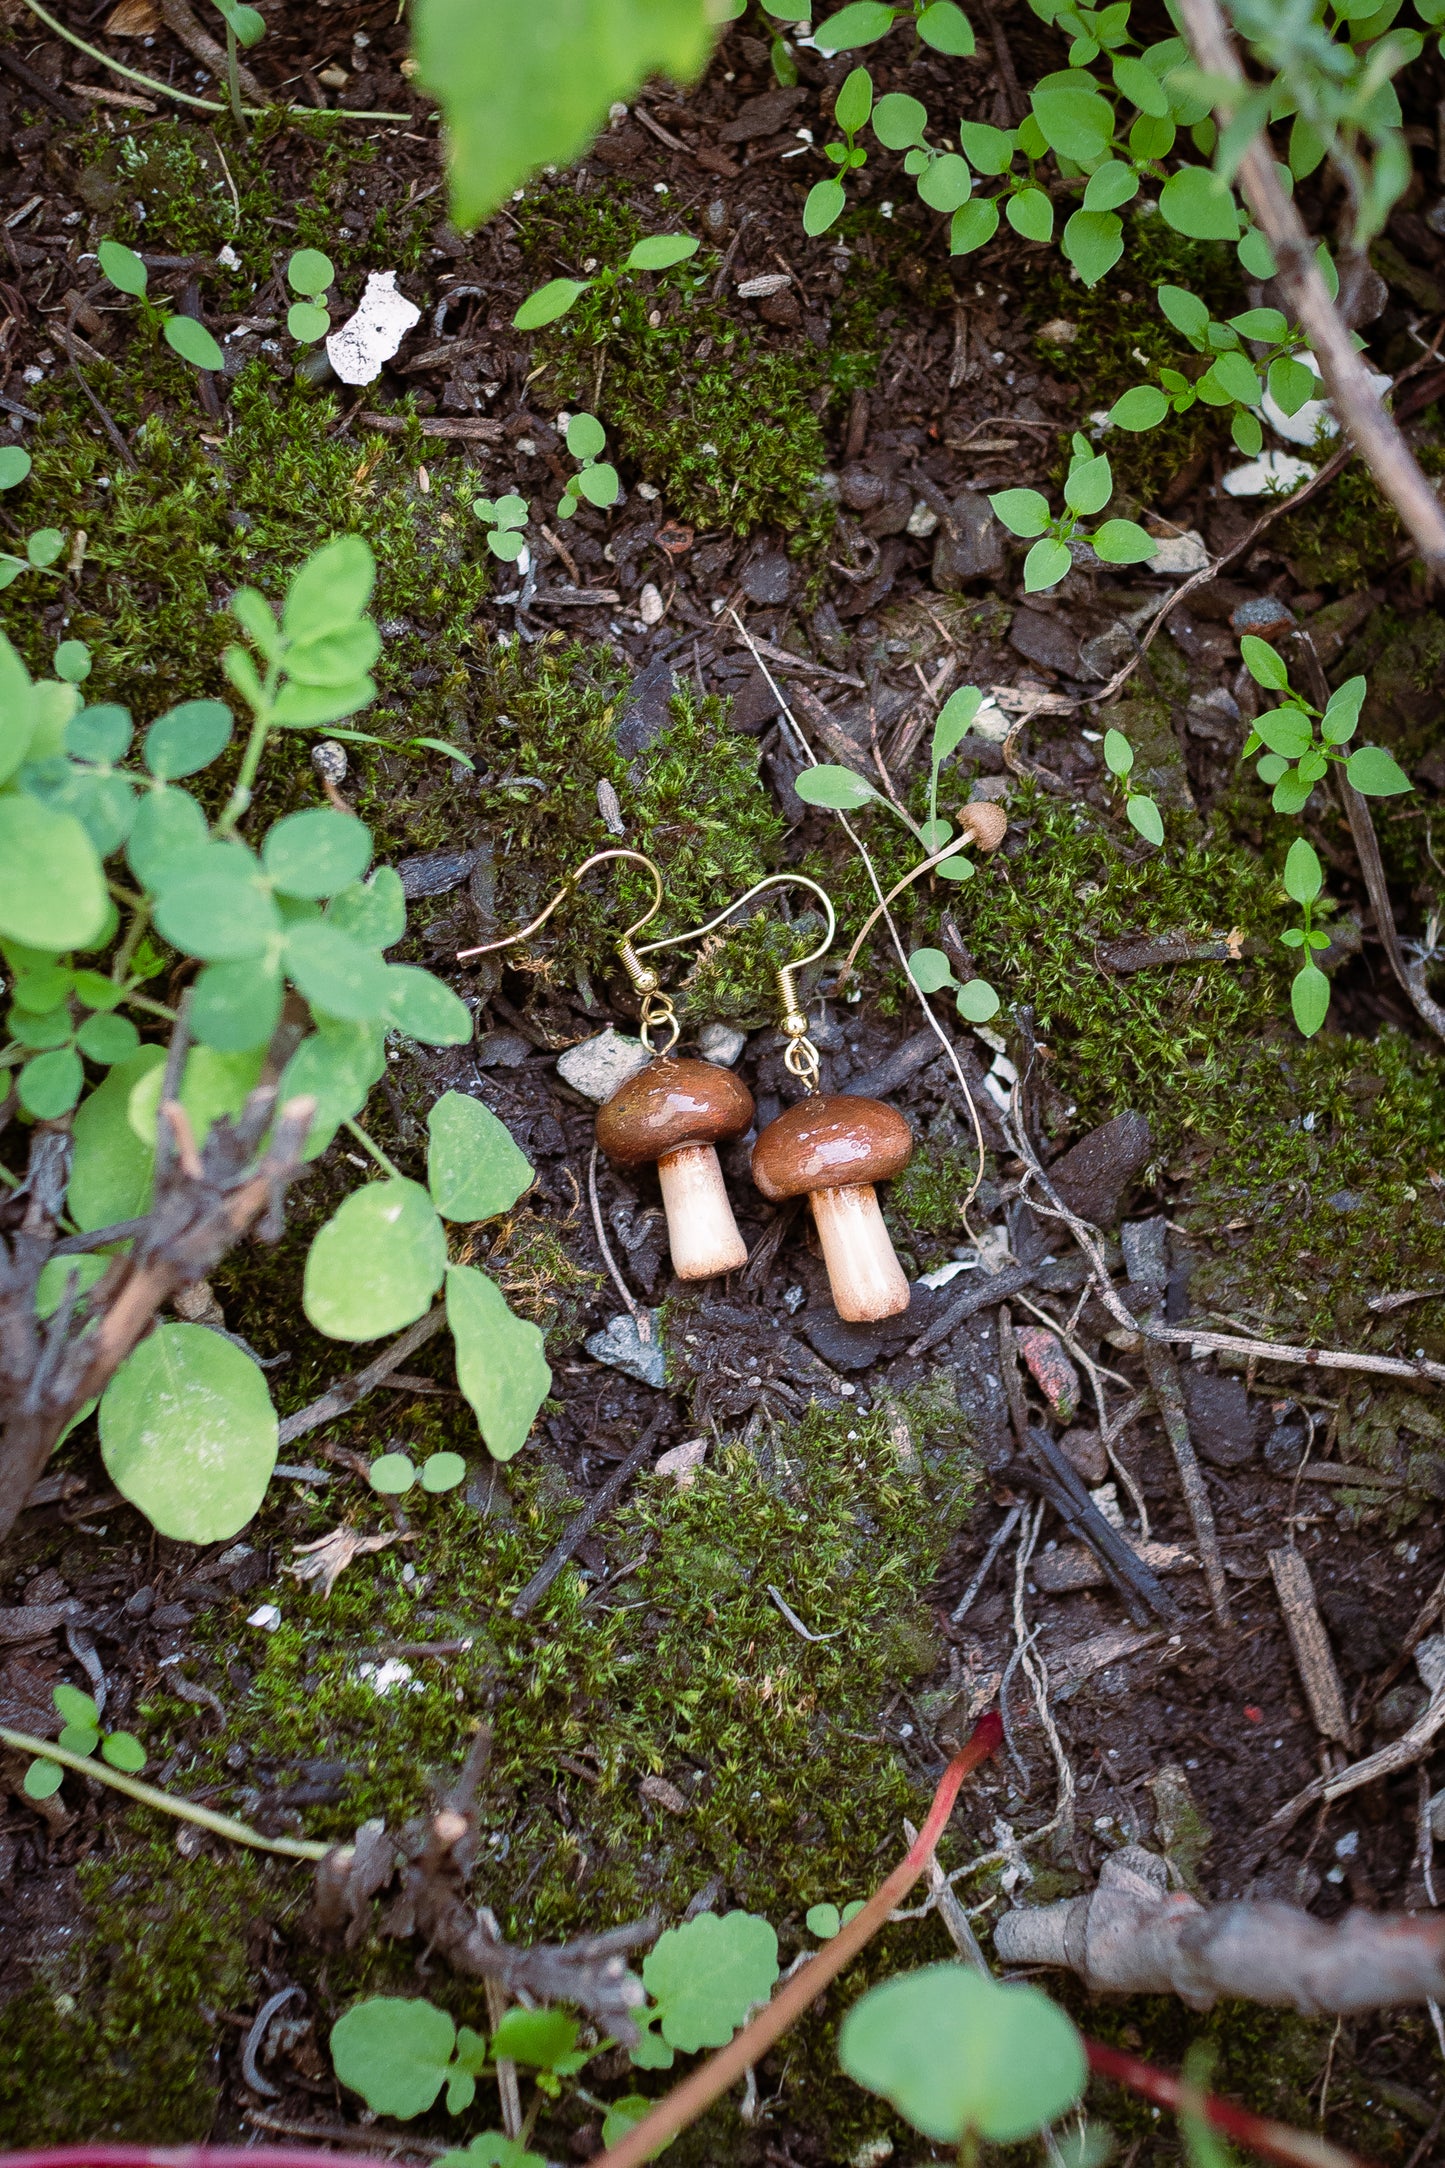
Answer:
[
  {"left": 305, "top": 1179, "right": 447, "bottom": 1342},
  {"left": 446, "top": 1263, "right": 551, "bottom": 1461},
  {"left": 100, "top": 1322, "right": 277, "bottom": 1542},
  {"left": 643, "top": 1912, "right": 779, "bottom": 2052}
]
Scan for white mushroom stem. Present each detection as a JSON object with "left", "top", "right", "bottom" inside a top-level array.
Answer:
[
  {"left": 656, "top": 1144, "right": 748, "bottom": 1280},
  {"left": 809, "top": 1184, "right": 909, "bottom": 1323}
]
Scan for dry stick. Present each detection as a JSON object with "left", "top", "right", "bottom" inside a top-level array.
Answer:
[
  {"left": 951, "top": 1499, "right": 1025, "bottom": 1623},
  {"left": 0, "top": 1724, "right": 329, "bottom": 1860},
  {"left": 587, "top": 1143, "right": 651, "bottom": 1336},
  {"left": 276, "top": 1308, "right": 447, "bottom": 1448},
  {"left": 1085, "top": 2041, "right": 1376, "bottom": 2168},
  {"left": 1175, "top": 0, "right": 1445, "bottom": 576},
  {"left": 510, "top": 1403, "right": 674, "bottom": 1620},
  {"left": 592, "top": 1713, "right": 1005, "bottom": 2168},
  {"left": 1138, "top": 1332, "right": 1232, "bottom": 1629}
]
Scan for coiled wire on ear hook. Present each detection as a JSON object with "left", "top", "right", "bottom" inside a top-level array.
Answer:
[
  {"left": 456, "top": 848, "right": 680, "bottom": 1054},
  {"left": 636, "top": 873, "right": 837, "bottom": 1092}
]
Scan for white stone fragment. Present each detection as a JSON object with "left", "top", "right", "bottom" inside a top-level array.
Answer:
[
  {"left": 653, "top": 1437, "right": 708, "bottom": 1489},
  {"left": 1148, "top": 528, "right": 1210, "bottom": 575},
  {"left": 906, "top": 500, "right": 939, "bottom": 538},
  {"left": 638, "top": 582, "right": 665, "bottom": 625},
  {"left": 357, "top": 1658, "right": 422, "bottom": 1697},
  {"left": 326, "top": 270, "right": 422, "bottom": 386},
  {"left": 1222, "top": 451, "right": 1317, "bottom": 497},
  {"left": 247, "top": 1602, "right": 281, "bottom": 1631},
  {"left": 697, "top": 1021, "right": 746, "bottom": 1067},
  {"left": 1260, "top": 350, "right": 1392, "bottom": 447},
  {"left": 555, "top": 1028, "right": 651, "bottom": 1103}
]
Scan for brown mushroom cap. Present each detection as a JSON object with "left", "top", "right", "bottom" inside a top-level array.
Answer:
[
  {"left": 595, "top": 1057, "right": 754, "bottom": 1168},
  {"left": 957, "top": 801, "right": 1008, "bottom": 853},
  {"left": 751, "top": 1094, "right": 912, "bottom": 1201}
]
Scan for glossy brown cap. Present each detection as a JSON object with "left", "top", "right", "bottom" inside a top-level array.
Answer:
[
  {"left": 595, "top": 1057, "right": 754, "bottom": 1168},
  {"left": 751, "top": 1093, "right": 912, "bottom": 1200}
]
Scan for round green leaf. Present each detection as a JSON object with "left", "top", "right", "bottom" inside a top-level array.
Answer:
[
  {"left": 1082, "top": 159, "right": 1138, "bottom": 213},
  {"left": 1159, "top": 165, "right": 1240, "bottom": 240},
  {"left": 99, "top": 239, "right": 148, "bottom": 296},
  {"left": 288, "top": 301, "right": 331, "bottom": 342},
  {"left": 565, "top": 411, "right": 607, "bottom": 460},
  {"left": 369, "top": 1451, "right": 417, "bottom": 1494},
  {"left": 1272, "top": 769, "right": 1315, "bottom": 816},
  {"left": 917, "top": 153, "right": 973, "bottom": 213},
  {"left": 1063, "top": 452, "right": 1112, "bottom": 517},
  {"left": 906, "top": 947, "right": 956, "bottom": 995},
  {"left": 26, "top": 528, "right": 64, "bottom": 569},
  {"left": 814, "top": 0, "right": 897, "bottom": 51},
  {"left": 163, "top": 315, "right": 224, "bottom": 371},
  {"left": 935, "top": 854, "right": 976, "bottom": 880},
  {"left": 949, "top": 195, "right": 999, "bottom": 253},
  {"left": 385, "top": 964, "right": 473, "bottom": 1045},
  {"left": 191, "top": 957, "right": 284, "bottom": 1053},
  {"left": 1023, "top": 537, "right": 1071, "bottom": 591},
  {"left": 513, "top": 279, "right": 589, "bottom": 330},
  {"left": 101, "top": 1731, "right": 147, "bottom": 1773},
  {"left": 126, "top": 785, "right": 209, "bottom": 890},
  {"left": 642, "top": 1911, "right": 780, "bottom": 2052},
  {"left": 54, "top": 640, "right": 91, "bottom": 685},
  {"left": 155, "top": 867, "right": 281, "bottom": 962},
  {"left": 872, "top": 91, "right": 927, "bottom": 149},
  {"left": 288, "top": 247, "right": 335, "bottom": 298},
  {"left": 1110, "top": 385, "right": 1169, "bottom": 431},
  {"left": 328, "top": 866, "right": 406, "bottom": 951},
  {"left": 143, "top": 698, "right": 234, "bottom": 781},
  {"left": 54, "top": 1684, "right": 98, "bottom": 1728},
  {"left": 1092, "top": 518, "right": 1158, "bottom": 565},
  {"left": 36, "top": 1252, "right": 108, "bottom": 1320},
  {"left": 1268, "top": 353, "right": 1316, "bottom": 417},
  {"left": 68, "top": 703, "right": 133, "bottom": 764},
  {"left": 1126, "top": 793, "right": 1165, "bottom": 847},
  {"left": 988, "top": 487, "right": 1050, "bottom": 539},
  {"left": 304, "top": 1179, "right": 447, "bottom": 1342},
  {"left": 421, "top": 1450, "right": 467, "bottom": 1494},
  {"left": 58, "top": 1721, "right": 101, "bottom": 1755},
  {"left": 331, "top": 1998, "right": 458, "bottom": 2121},
  {"left": 804, "top": 178, "right": 847, "bottom": 234},
  {"left": 99, "top": 1322, "right": 278, "bottom": 1543},
  {"left": 624, "top": 235, "right": 699, "bottom": 270},
  {"left": 76, "top": 1011, "right": 141, "bottom": 1065},
  {"left": 806, "top": 1903, "right": 843, "bottom": 1938},
  {"left": 1291, "top": 961, "right": 1330, "bottom": 1038},
  {"left": 957, "top": 119, "right": 1013, "bottom": 173},
  {"left": 10, "top": 1003, "right": 72, "bottom": 1050},
  {"left": 1238, "top": 226, "right": 1277, "bottom": 278},
  {"left": 1030, "top": 85, "right": 1114, "bottom": 163},
  {"left": 1345, "top": 745, "right": 1411, "bottom": 796},
  {"left": 446, "top": 1263, "right": 551, "bottom": 1461},
  {"left": 917, "top": 0, "right": 973, "bottom": 48},
  {"left": 792, "top": 764, "right": 881, "bottom": 810},
  {"left": 955, "top": 977, "right": 1000, "bottom": 1021},
  {"left": 1255, "top": 705, "right": 1313, "bottom": 760},
  {"left": 575, "top": 462, "right": 619, "bottom": 508},
  {"left": 1061, "top": 208, "right": 1124, "bottom": 287},
  {"left": 263, "top": 807, "right": 373, "bottom": 899},
  {"left": 427, "top": 1090, "right": 534, "bottom": 1221},
  {"left": 1005, "top": 186, "right": 1053, "bottom": 242},
  {"left": 0, "top": 798, "right": 107, "bottom": 951},
  {"left": 0, "top": 446, "right": 32, "bottom": 490},
  {"left": 839, "top": 1965, "right": 1085, "bottom": 2143},
  {"left": 24, "top": 1758, "right": 63, "bottom": 1800},
  {"left": 284, "top": 919, "right": 392, "bottom": 1021}
]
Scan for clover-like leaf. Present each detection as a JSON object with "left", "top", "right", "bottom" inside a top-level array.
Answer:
[
  {"left": 642, "top": 1911, "right": 779, "bottom": 2053},
  {"left": 331, "top": 1998, "right": 459, "bottom": 2121},
  {"left": 427, "top": 1090, "right": 534, "bottom": 1221},
  {"left": 304, "top": 1179, "right": 447, "bottom": 1342},
  {"left": 144, "top": 699, "right": 234, "bottom": 781},
  {"left": 99, "top": 1322, "right": 277, "bottom": 1543},
  {"left": 447, "top": 1263, "right": 551, "bottom": 1462}
]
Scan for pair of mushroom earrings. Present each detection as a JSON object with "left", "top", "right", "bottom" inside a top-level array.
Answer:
[{"left": 460, "top": 851, "right": 913, "bottom": 1324}]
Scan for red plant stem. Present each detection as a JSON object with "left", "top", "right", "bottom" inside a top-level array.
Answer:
[
  {"left": 592, "top": 1711, "right": 1005, "bottom": 2168},
  {"left": 0, "top": 2153, "right": 412, "bottom": 2168},
  {"left": 1085, "top": 2040, "right": 1377, "bottom": 2168}
]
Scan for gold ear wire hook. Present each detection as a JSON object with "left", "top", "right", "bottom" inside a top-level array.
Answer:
[
  {"left": 637, "top": 874, "right": 837, "bottom": 1093},
  {"left": 457, "top": 849, "right": 679, "bottom": 1054}
]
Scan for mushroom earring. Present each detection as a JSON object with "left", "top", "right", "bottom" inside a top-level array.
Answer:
[{"left": 459, "top": 850, "right": 754, "bottom": 1283}]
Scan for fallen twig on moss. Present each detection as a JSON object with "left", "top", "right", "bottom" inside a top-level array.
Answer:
[
  {"left": 276, "top": 1308, "right": 447, "bottom": 1448},
  {"left": 510, "top": 1401, "right": 674, "bottom": 1619}
]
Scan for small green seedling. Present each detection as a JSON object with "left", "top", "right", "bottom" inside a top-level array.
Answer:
[
  {"left": 806, "top": 1899, "right": 865, "bottom": 1938},
  {"left": 331, "top": 1995, "right": 595, "bottom": 2121},
  {"left": 286, "top": 249, "right": 336, "bottom": 345},
  {"left": 990, "top": 438, "right": 1156, "bottom": 592},
  {"left": 1109, "top": 284, "right": 1316, "bottom": 456},
  {"left": 209, "top": 0, "right": 265, "bottom": 124},
  {"left": 557, "top": 413, "right": 618, "bottom": 519},
  {"left": 630, "top": 1909, "right": 780, "bottom": 2069},
  {"left": 920, "top": 684, "right": 988, "bottom": 867},
  {"left": 813, "top": 0, "right": 975, "bottom": 59},
  {"left": 1238, "top": 638, "right": 1409, "bottom": 816},
  {"left": 806, "top": 65, "right": 873, "bottom": 234},
  {"left": 1279, "top": 836, "right": 1332, "bottom": 1039},
  {"left": 368, "top": 1449, "right": 467, "bottom": 1496},
  {"left": 907, "top": 945, "right": 1002, "bottom": 1024},
  {"left": 514, "top": 232, "right": 699, "bottom": 330},
  {"left": 1102, "top": 728, "right": 1164, "bottom": 848},
  {"left": 473, "top": 493, "right": 530, "bottom": 561},
  {"left": 0, "top": 446, "right": 65, "bottom": 592},
  {"left": 24, "top": 1684, "right": 147, "bottom": 1798},
  {"left": 97, "top": 240, "right": 225, "bottom": 374}
]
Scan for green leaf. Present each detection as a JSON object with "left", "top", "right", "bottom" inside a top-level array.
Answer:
[
  {"left": 575, "top": 462, "right": 620, "bottom": 508},
  {"left": 70, "top": 968, "right": 121, "bottom": 1011},
  {"left": 428, "top": 1090, "right": 534, "bottom": 1221},
  {"left": 163, "top": 315, "right": 224, "bottom": 371},
  {"left": 68, "top": 1048, "right": 162, "bottom": 1230},
  {"left": 1208, "top": 348, "right": 1262, "bottom": 406},
  {"left": 1111, "top": 50, "right": 1168, "bottom": 115},
  {"left": 791, "top": 764, "right": 881, "bottom": 810},
  {"left": 35, "top": 1251, "right": 107, "bottom": 1324},
  {"left": 1231, "top": 408, "right": 1263, "bottom": 455},
  {"left": 284, "top": 919, "right": 392, "bottom": 1021},
  {"left": 385, "top": 963, "right": 474, "bottom": 1045},
  {"left": 100, "top": 1322, "right": 277, "bottom": 1543},
  {"left": 154, "top": 864, "right": 281, "bottom": 963},
  {"left": 285, "top": 621, "right": 382, "bottom": 689},
  {"left": 1063, "top": 452, "right": 1112, "bottom": 517},
  {"left": 1023, "top": 537, "right": 1071, "bottom": 591},
  {"left": 278, "top": 1021, "right": 384, "bottom": 1159},
  {"left": 872, "top": 90, "right": 927, "bottom": 149},
  {"left": 1239, "top": 634, "right": 1290, "bottom": 690},
  {"left": 917, "top": 153, "right": 973, "bottom": 213},
  {"left": 1229, "top": 305, "right": 1288, "bottom": 342},
  {"left": 126, "top": 1043, "right": 263, "bottom": 1153},
  {"left": 1322, "top": 677, "right": 1366, "bottom": 745},
  {"left": 24, "top": 1759, "right": 64, "bottom": 1800},
  {"left": 838, "top": 1965, "right": 1085, "bottom": 2143},
  {"left": 1291, "top": 961, "right": 1330, "bottom": 1037},
  {"left": 1268, "top": 353, "right": 1316, "bottom": 417},
  {"left": 191, "top": 957, "right": 283, "bottom": 1054},
  {"left": 1282, "top": 836, "right": 1323, "bottom": 905},
  {"left": 421, "top": 1450, "right": 467, "bottom": 1494},
  {"left": 1126, "top": 794, "right": 1164, "bottom": 847},
  {"left": 955, "top": 977, "right": 1000, "bottom": 1020},
  {"left": 1129, "top": 111, "right": 1175, "bottom": 160},
  {"left": 212, "top": 0, "right": 265, "bottom": 43},
  {"left": 0, "top": 797, "right": 107, "bottom": 951},
  {"left": 10, "top": 1002, "right": 72, "bottom": 1049},
  {"left": 1005, "top": 186, "right": 1053, "bottom": 241},
  {"left": 27, "top": 529, "right": 65, "bottom": 570},
  {"left": 57, "top": 1720, "right": 101, "bottom": 1755},
  {"left": 1110, "top": 384, "right": 1169, "bottom": 431},
  {"left": 76, "top": 1011, "right": 140, "bottom": 1065},
  {"left": 489, "top": 2009, "right": 581, "bottom": 2070},
  {"left": 1272, "top": 769, "right": 1315, "bottom": 816},
  {"left": 643, "top": 1912, "right": 779, "bottom": 2052},
  {"left": 1156, "top": 283, "right": 1211, "bottom": 343},
  {"left": 305, "top": 1179, "right": 447, "bottom": 1341},
  {"left": 1237, "top": 225, "right": 1276, "bottom": 278},
  {"left": 263, "top": 807, "right": 372, "bottom": 899},
  {"left": 933, "top": 685, "right": 982, "bottom": 765},
  {"left": 270, "top": 673, "right": 378, "bottom": 729},
  {"left": 1255, "top": 705, "right": 1313, "bottom": 759},
  {"left": 565, "top": 411, "right": 607, "bottom": 460},
  {"left": 436, "top": 2139, "right": 547, "bottom": 2168},
  {"left": 834, "top": 64, "right": 873, "bottom": 132},
  {"left": 1159, "top": 165, "right": 1240, "bottom": 239},
  {"left": 957, "top": 119, "right": 1013, "bottom": 173},
  {"left": 98, "top": 238, "right": 148, "bottom": 296},
  {"left": 1082, "top": 159, "right": 1138, "bottom": 212},
  {"left": 447, "top": 1263, "right": 551, "bottom": 1461},
  {"left": 625, "top": 234, "right": 699, "bottom": 270},
  {"left": 144, "top": 699, "right": 234, "bottom": 781},
  {"left": 54, "top": 640, "right": 91, "bottom": 686},
  {"left": 804, "top": 178, "right": 848, "bottom": 233},
  {"left": 53, "top": 1684, "right": 99, "bottom": 1729},
  {"left": 917, "top": 0, "right": 973, "bottom": 50},
  {"left": 988, "top": 487, "right": 1049, "bottom": 538},
  {"left": 935, "top": 855, "right": 976, "bottom": 880},
  {"left": 283, "top": 534, "right": 376, "bottom": 644},
  {"left": 814, "top": 0, "right": 897, "bottom": 49},
  {"left": 1030, "top": 85, "right": 1115, "bottom": 163},
  {"left": 948, "top": 196, "right": 999, "bottom": 253},
  {"left": 1345, "top": 744, "right": 1411, "bottom": 796},
  {"left": 1102, "top": 729, "right": 1134, "bottom": 777},
  {"left": 1091, "top": 518, "right": 1157, "bottom": 564},
  {"left": 1061, "top": 208, "right": 1123, "bottom": 286},
  {"left": 907, "top": 947, "right": 956, "bottom": 994},
  {"left": 0, "top": 447, "right": 32, "bottom": 490},
  {"left": 126, "top": 785, "right": 209, "bottom": 890},
  {"left": 369, "top": 1451, "right": 417, "bottom": 1494},
  {"left": 100, "top": 1731, "right": 147, "bottom": 1773},
  {"left": 807, "top": 1902, "right": 843, "bottom": 1938},
  {"left": 288, "top": 247, "right": 335, "bottom": 298},
  {"left": 513, "top": 279, "right": 590, "bottom": 329},
  {"left": 67, "top": 703, "right": 133, "bottom": 765},
  {"left": 331, "top": 1998, "right": 458, "bottom": 2120},
  {"left": 329, "top": 866, "right": 407, "bottom": 950}
]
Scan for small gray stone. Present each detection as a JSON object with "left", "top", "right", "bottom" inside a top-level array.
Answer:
[
  {"left": 475, "top": 1030, "right": 533, "bottom": 1069},
  {"left": 1009, "top": 607, "right": 1081, "bottom": 677},
  {"left": 930, "top": 491, "right": 1006, "bottom": 591},
  {"left": 726, "top": 667, "right": 784, "bottom": 735},
  {"left": 740, "top": 550, "right": 794, "bottom": 606},
  {"left": 398, "top": 848, "right": 478, "bottom": 899},
  {"left": 585, "top": 1310, "right": 667, "bottom": 1388},
  {"left": 616, "top": 657, "right": 677, "bottom": 758},
  {"left": 1048, "top": 1111, "right": 1153, "bottom": 1227},
  {"left": 556, "top": 1028, "right": 651, "bottom": 1103},
  {"left": 1122, "top": 1216, "right": 1168, "bottom": 1291},
  {"left": 1180, "top": 1370, "right": 1260, "bottom": 1468},
  {"left": 698, "top": 1021, "right": 746, "bottom": 1066}
]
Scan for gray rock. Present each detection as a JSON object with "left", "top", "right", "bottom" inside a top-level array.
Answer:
[
  {"left": 799, "top": 1309, "right": 888, "bottom": 1372},
  {"left": 398, "top": 848, "right": 477, "bottom": 899},
  {"left": 838, "top": 465, "right": 885, "bottom": 513},
  {"left": 726, "top": 667, "right": 784, "bottom": 735},
  {"left": 698, "top": 1021, "right": 746, "bottom": 1066},
  {"left": 1009, "top": 607, "right": 1081, "bottom": 677},
  {"left": 740, "top": 550, "right": 794, "bottom": 606},
  {"left": 616, "top": 657, "right": 677, "bottom": 757},
  {"left": 1078, "top": 623, "right": 1136, "bottom": 681},
  {"left": 475, "top": 1030, "right": 533, "bottom": 1069},
  {"left": 1048, "top": 1112, "right": 1153, "bottom": 1227},
  {"left": 861, "top": 480, "right": 914, "bottom": 538},
  {"left": 1122, "top": 1216, "right": 1168, "bottom": 1291},
  {"left": 930, "top": 491, "right": 1006, "bottom": 590},
  {"left": 585, "top": 1310, "right": 667, "bottom": 1388},
  {"left": 1180, "top": 1370, "right": 1260, "bottom": 1468},
  {"left": 556, "top": 1028, "right": 651, "bottom": 1103}
]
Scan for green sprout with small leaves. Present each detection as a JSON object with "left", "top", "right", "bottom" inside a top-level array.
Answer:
[
  {"left": 24, "top": 1685, "right": 147, "bottom": 1799},
  {"left": 1238, "top": 636, "right": 1410, "bottom": 816},
  {"left": 806, "top": 1898, "right": 866, "bottom": 1938},
  {"left": 513, "top": 233, "right": 699, "bottom": 331},
  {"left": 556, "top": 413, "right": 618, "bottom": 520},
  {"left": 990, "top": 437, "right": 1156, "bottom": 592},
  {"left": 1102, "top": 727, "right": 1164, "bottom": 848},
  {"left": 286, "top": 249, "right": 336, "bottom": 346},
  {"left": 209, "top": 0, "right": 264, "bottom": 125},
  {"left": 0, "top": 447, "right": 65, "bottom": 592},
  {"left": 1279, "top": 835, "right": 1333, "bottom": 1039},
  {"left": 472, "top": 493, "right": 530, "bottom": 562},
  {"left": 97, "top": 240, "right": 225, "bottom": 375},
  {"left": 1109, "top": 284, "right": 1318, "bottom": 457},
  {"left": 368, "top": 1448, "right": 467, "bottom": 1496}
]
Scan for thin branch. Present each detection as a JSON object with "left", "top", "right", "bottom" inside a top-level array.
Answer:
[
  {"left": 276, "top": 1308, "right": 448, "bottom": 1447},
  {"left": 510, "top": 1403, "right": 674, "bottom": 1620}
]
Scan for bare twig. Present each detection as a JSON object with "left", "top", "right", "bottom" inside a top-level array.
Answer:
[
  {"left": 1139, "top": 1335, "right": 1232, "bottom": 1629},
  {"left": 588, "top": 1144, "right": 649, "bottom": 1331},
  {"left": 510, "top": 1404, "right": 673, "bottom": 1619},
  {"left": 1269, "top": 1547, "right": 1355, "bottom": 1748},
  {"left": 951, "top": 1500, "right": 1025, "bottom": 1623},
  {"left": 277, "top": 1309, "right": 448, "bottom": 1447},
  {"left": 1264, "top": 1689, "right": 1445, "bottom": 1838}
]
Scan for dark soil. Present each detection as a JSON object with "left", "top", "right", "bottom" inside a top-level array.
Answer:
[{"left": 3, "top": 1, "right": 1445, "bottom": 2161}]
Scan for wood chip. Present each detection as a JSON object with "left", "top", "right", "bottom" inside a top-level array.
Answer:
[
  {"left": 639, "top": 1774, "right": 690, "bottom": 1815},
  {"left": 1268, "top": 1546, "right": 1355, "bottom": 1747},
  {"left": 1033, "top": 1539, "right": 1194, "bottom": 1595},
  {"left": 356, "top": 411, "right": 504, "bottom": 442},
  {"left": 1049, "top": 1626, "right": 1164, "bottom": 1695},
  {"left": 69, "top": 82, "right": 157, "bottom": 109}
]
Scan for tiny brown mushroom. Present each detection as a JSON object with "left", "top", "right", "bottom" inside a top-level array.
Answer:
[
  {"left": 956, "top": 801, "right": 1007, "bottom": 852},
  {"left": 751, "top": 1095, "right": 912, "bottom": 1322},
  {"left": 595, "top": 1058, "right": 754, "bottom": 1281}
]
